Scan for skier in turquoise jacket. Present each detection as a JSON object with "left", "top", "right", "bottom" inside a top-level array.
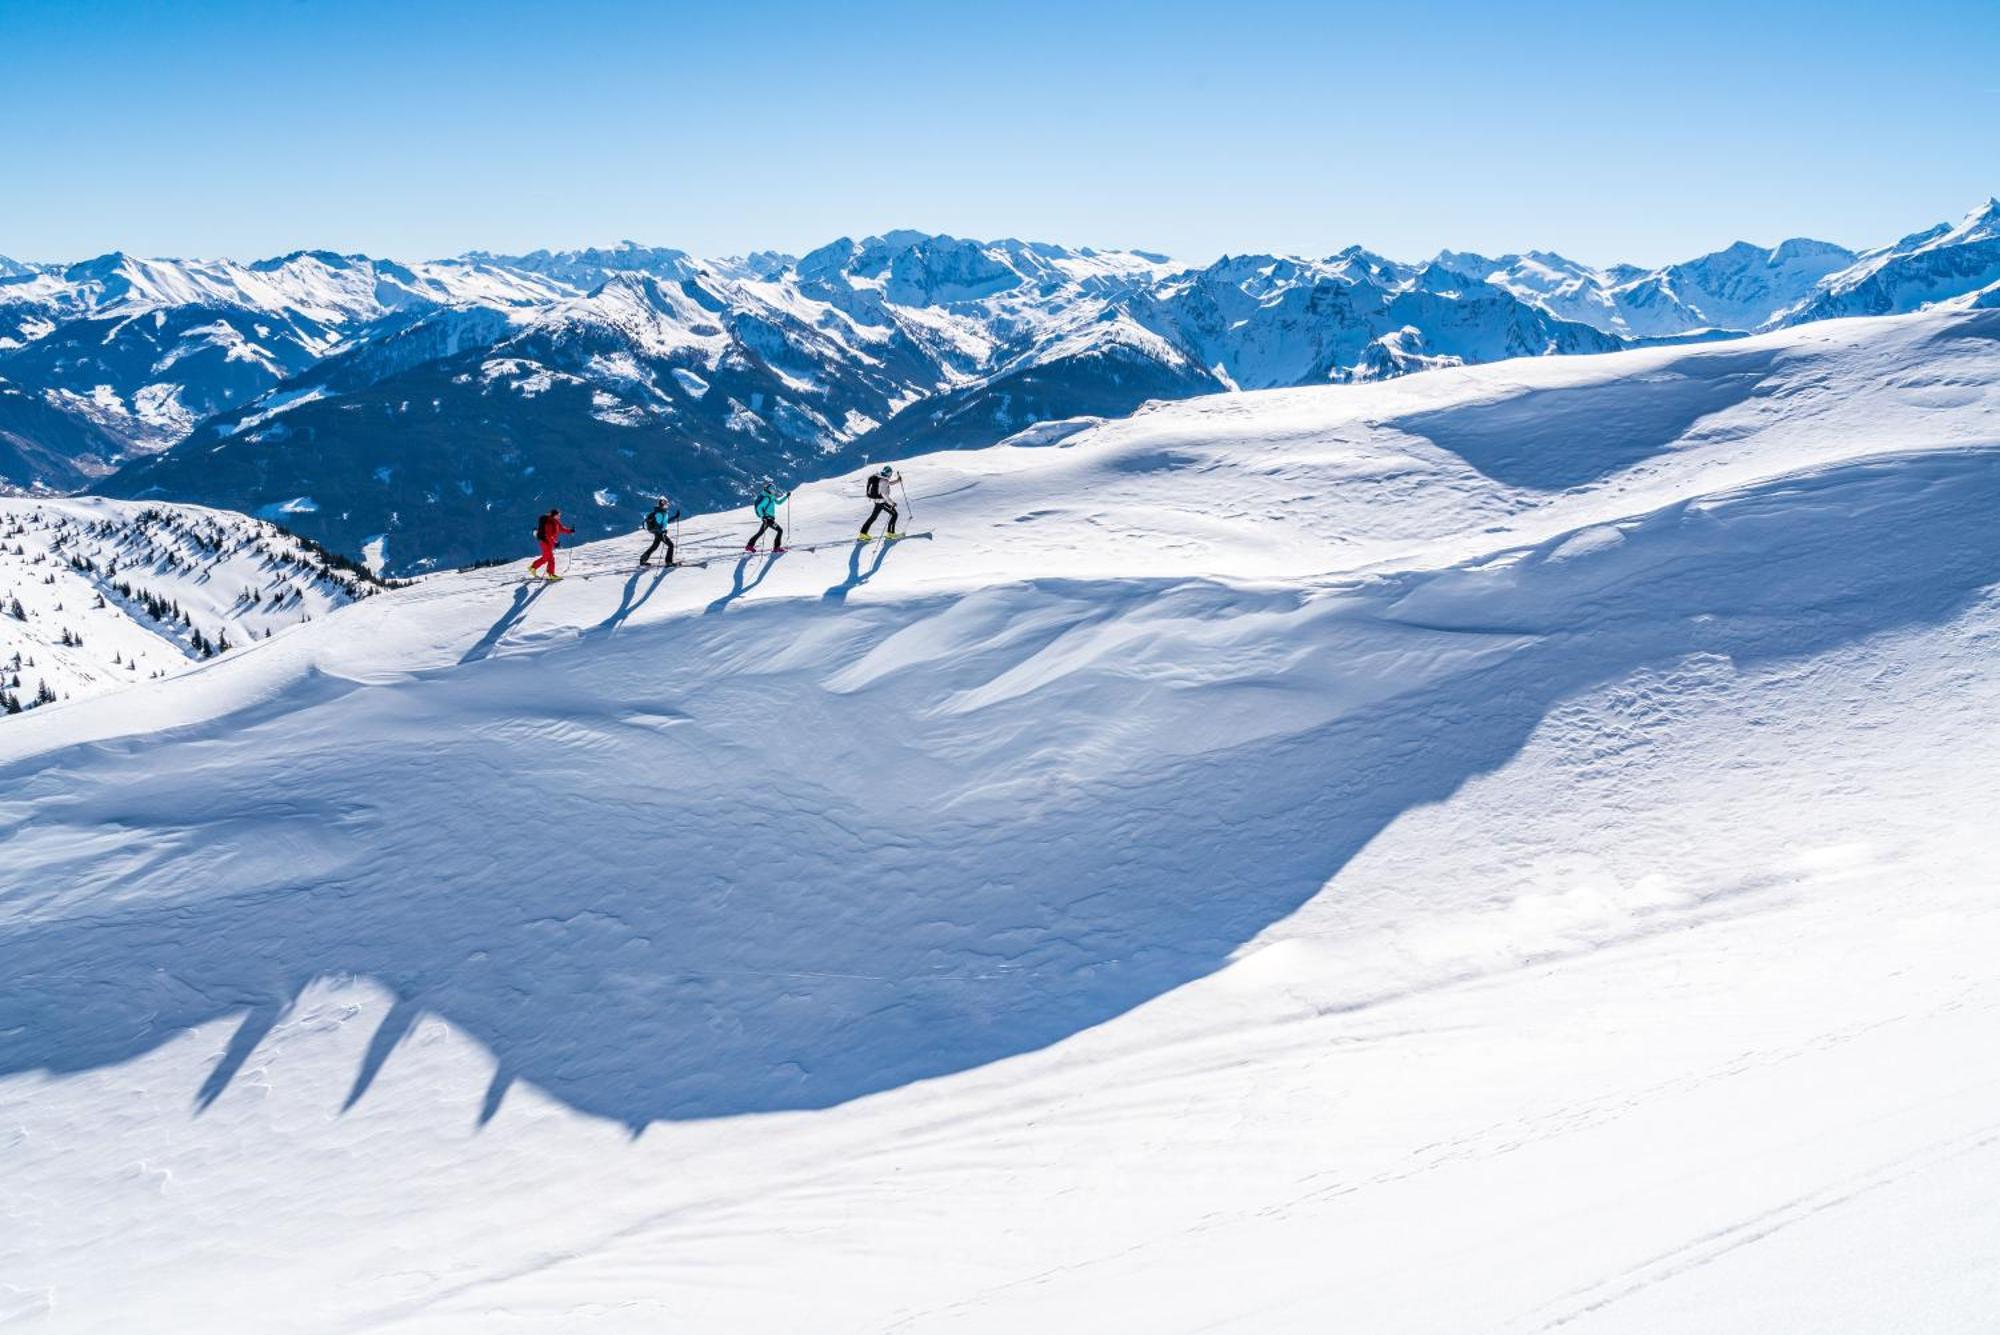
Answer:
[
  {"left": 640, "top": 497, "right": 678, "bottom": 566},
  {"left": 745, "top": 482, "right": 789, "bottom": 553}
]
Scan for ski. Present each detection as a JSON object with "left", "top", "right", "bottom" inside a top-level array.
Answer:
[{"left": 489, "top": 530, "right": 935, "bottom": 591}]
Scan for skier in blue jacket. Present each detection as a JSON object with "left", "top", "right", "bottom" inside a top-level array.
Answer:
[{"left": 745, "top": 482, "right": 789, "bottom": 553}]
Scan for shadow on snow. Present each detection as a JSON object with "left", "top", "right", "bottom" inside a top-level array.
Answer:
[
  {"left": 4, "top": 451, "right": 2000, "bottom": 1130},
  {"left": 1389, "top": 346, "right": 1783, "bottom": 490}
]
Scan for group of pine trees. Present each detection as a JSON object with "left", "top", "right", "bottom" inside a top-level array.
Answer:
[
  {"left": 0, "top": 650, "right": 52, "bottom": 715},
  {"left": 2, "top": 501, "right": 399, "bottom": 721}
]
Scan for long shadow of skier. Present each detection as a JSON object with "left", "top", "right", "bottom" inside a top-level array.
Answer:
[
  {"left": 459, "top": 581, "right": 548, "bottom": 664},
  {"left": 595, "top": 564, "right": 671, "bottom": 635},
  {"left": 9, "top": 450, "right": 2000, "bottom": 1130},
  {"left": 704, "top": 550, "right": 782, "bottom": 615},
  {"left": 824, "top": 534, "right": 933, "bottom": 605},
  {"left": 821, "top": 537, "right": 895, "bottom": 604}
]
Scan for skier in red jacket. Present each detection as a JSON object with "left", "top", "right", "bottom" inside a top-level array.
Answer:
[{"left": 529, "top": 508, "right": 575, "bottom": 580}]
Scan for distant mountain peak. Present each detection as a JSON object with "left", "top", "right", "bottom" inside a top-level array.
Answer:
[
  {"left": 1413, "top": 258, "right": 1481, "bottom": 288},
  {"left": 248, "top": 249, "right": 363, "bottom": 272},
  {"left": 62, "top": 251, "right": 132, "bottom": 278},
  {"left": 460, "top": 243, "right": 698, "bottom": 289},
  {"left": 1768, "top": 237, "right": 1854, "bottom": 263},
  {"left": 1945, "top": 197, "right": 2000, "bottom": 243}
]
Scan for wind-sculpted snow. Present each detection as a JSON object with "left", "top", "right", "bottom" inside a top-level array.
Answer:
[
  {"left": 5, "top": 310, "right": 2000, "bottom": 1330},
  {"left": 1388, "top": 346, "right": 1783, "bottom": 489},
  {"left": 5, "top": 316, "right": 2000, "bottom": 1127}
]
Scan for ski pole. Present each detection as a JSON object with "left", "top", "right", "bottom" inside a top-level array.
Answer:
[{"left": 899, "top": 478, "right": 913, "bottom": 527}]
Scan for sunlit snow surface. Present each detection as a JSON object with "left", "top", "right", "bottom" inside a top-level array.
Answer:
[{"left": 4, "top": 311, "right": 2000, "bottom": 1332}]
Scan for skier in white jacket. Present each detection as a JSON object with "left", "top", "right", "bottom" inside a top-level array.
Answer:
[{"left": 859, "top": 465, "right": 900, "bottom": 540}]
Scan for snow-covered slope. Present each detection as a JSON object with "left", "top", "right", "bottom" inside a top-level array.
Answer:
[
  {"left": 4, "top": 307, "right": 2000, "bottom": 1331},
  {"left": 0, "top": 497, "right": 385, "bottom": 715}
]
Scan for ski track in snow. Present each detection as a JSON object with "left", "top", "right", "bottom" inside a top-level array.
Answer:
[{"left": 2, "top": 309, "right": 2000, "bottom": 1331}]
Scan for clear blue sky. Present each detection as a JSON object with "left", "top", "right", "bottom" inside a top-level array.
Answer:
[{"left": 2, "top": 0, "right": 1995, "bottom": 268}]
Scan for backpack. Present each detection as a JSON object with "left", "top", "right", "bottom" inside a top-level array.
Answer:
[
  {"left": 645, "top": 509, "right": 666, "bottom": 534},
  {"left": 867, "top": 474, "right": 887, "bottom": 500},
  {"left": 535, "top": 513, "right": 552, "bottom": 541}
]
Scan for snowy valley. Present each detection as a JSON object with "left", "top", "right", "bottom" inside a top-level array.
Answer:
[{"left": 3, "top": 305, "right": 1999, "bottom": 1330}]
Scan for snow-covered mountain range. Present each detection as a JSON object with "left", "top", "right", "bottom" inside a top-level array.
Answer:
[
  {"left": 1443, "top": 237, "right": 1862, "bottom": 338},
  {"left": 0, "top": 251, "right": 565, "bottom": 480},
  {"left": 4, "top": 305, "right": 1998, "bottom": 1329},
  {"left": 3, "top": 199, "right": 1996, "bottom": 574}
]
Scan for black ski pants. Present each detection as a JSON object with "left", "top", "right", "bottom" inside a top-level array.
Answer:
[
  {"left": 861, "top": 501, "right": 899, "bottom": 535},
  {"left": 641, "top": 530, "right": 674, "bottom": 564}
]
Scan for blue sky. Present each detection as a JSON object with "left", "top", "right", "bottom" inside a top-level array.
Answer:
[{"left": 2, "top": 0, "right": 1995, "bottom": 267}]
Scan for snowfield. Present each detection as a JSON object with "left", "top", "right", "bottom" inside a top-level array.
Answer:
[{"left": 3, "top": 309, "right": 2000, "bottom": 1331}]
